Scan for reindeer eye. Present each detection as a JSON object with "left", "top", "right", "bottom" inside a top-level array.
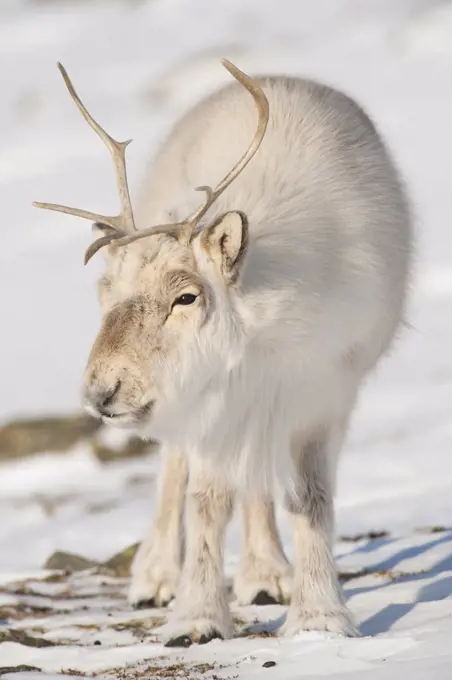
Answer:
[{"left": 174, "top": 293, "right": 198, "bottom": 307}]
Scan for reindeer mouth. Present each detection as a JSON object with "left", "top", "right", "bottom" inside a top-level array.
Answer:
[{"left": 100, "top": 400, "right": 155, "bottom": 426}]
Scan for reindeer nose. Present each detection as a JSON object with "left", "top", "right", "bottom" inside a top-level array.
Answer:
[{"left": 85, "top": 380, "right": 121, "bottom": 416}]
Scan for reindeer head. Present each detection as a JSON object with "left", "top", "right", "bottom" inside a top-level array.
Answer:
[{"left": 34, "top": 60, "right": 269, "bottom": 436}]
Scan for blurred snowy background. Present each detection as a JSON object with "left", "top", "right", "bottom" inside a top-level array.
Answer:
[{"left": 1, "top": 2, "right": 452, "bottom": 677}]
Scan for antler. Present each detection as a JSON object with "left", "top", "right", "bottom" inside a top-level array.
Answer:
[
  {"left": 33, "top": 59, "right": 269, "bottom": 263},
  {"left": 33, "top": 62, "right": 139, "bottom": 263}
]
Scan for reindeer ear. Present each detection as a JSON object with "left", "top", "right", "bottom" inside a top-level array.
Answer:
[{"left": 200, "top": 211, "right": 248, "bottom": 284}]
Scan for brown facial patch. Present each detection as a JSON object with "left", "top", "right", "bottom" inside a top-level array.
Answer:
[{"left": 85, "top": 232, "right": 207, "bottom": 418}]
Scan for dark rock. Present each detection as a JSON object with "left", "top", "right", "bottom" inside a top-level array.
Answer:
[
  {"left": 92, "top": 437, "right": 157, "bottom": 463},
  {"left": 0, "top": 413, "right": 158, "bottom": 463},
  {"left": 0, "top": 630, "right": 54, "bottom": 648},
  {"left": 101, "top": 543, "right": 139, "bottom": 577},
  {"left": 44, "top": 550, "right": 99, "bottom": 572},
  {"left": 340, "top": 530, "right": 390, "bottom": 542},
  {"left": 0, "top": 666, "right": 41, "bottom": 675},
  {"left": 0, "top": 415, "right": 100, "bottom": 460}
]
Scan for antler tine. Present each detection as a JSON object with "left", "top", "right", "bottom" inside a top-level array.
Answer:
[
  {"left": 83, "top": 232, "right": 123, "bottom": 265},
  {"left": 33, "top": 62, "right": 136, "bottom": 237},
  {"left": 183, "top": 59, "right": 269, "bottom": 238},
  {"left": 32, "top": 201, "right": 122, "bottom": 231}
]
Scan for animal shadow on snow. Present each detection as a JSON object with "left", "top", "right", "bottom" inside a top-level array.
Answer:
[{"left": 347, "top": 531, "right": 452, "bottom": 636}]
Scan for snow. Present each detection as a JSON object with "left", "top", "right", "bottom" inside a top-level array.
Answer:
[
  {"left": 1, "top": 533, "right": 452, "bottom": 678},
  {"left": 1, "top": 0, "right": 452, "bottom": 678}
]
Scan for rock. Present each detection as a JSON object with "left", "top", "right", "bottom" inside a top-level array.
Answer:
[
  {"left": 0, "top": 415, "right": 100, "bottom": 461},
  {"left": 44, "top": 551, "right": 99, "bottom": 572},
  {"left": 43, "top": 544, "right": 140, "bottom": 577},
  {"left": 0, "top": 413, "right": 158, "bottom": 463},
  {"left": 0, "top": 630, "right": 54, "bottom": 648},
  {"left": 339, "top": 530, "right": 390, "bottom": 542},
  {"left": 91, "top": 436, "right": 155, "bottom": 463},
  {"left": 0, "top": 667, "right": 41, "bottom": 676},
  {"left": 101, "top": 543, "right": 139, "bottom": 577},
  {"left": 0, "top": 414, "right": 158, "bottom": 463}
]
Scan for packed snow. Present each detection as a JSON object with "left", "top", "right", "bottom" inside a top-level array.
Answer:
[{"left": 1, "top": 0, "right": 452, "bottom": 678}]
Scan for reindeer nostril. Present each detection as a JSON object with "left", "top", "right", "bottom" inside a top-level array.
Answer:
[{"left": 98, "top": 380, "right": 121, "bottom": 409}]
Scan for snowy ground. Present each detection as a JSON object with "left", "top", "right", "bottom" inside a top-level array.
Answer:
[
  {"left": 2, "top": 527, "right": 452, "bottom": 679},
  {"left": 2, "top": 0, "right": 452, "bottom": 678}
]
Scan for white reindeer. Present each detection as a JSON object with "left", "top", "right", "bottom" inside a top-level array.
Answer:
[{"left": 35, "top": 59, "right": 412, "bottom": 646}]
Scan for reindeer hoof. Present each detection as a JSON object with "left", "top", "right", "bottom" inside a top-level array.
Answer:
[
  {"left": 199, "top": 630, "right": 223, "bottom": 644},
  {"left": 165, "top": 635, "right": 193, "bottom": 648},
  {"left": 133, "top": 597, "right": 172, "bottom": 610},
  {"left": 164, "top": 629, "right": 223, "bottom": 648}
]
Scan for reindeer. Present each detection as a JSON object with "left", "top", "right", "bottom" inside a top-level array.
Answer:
[{"left": 35, "top": 59, "right": 412, "bottom": 646}]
